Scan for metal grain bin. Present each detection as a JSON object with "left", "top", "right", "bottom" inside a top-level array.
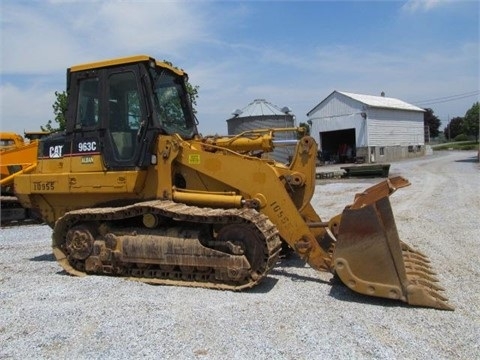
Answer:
[{"left": 227, "top": 99, "right": 296, "bottom": 164}]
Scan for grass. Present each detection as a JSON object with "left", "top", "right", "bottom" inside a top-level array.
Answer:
[{"left": 431, "top": 140, "right": 479, "bottom": 151}]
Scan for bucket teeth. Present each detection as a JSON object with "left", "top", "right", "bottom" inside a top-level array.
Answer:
[
  {"left": 406, "top": 265, "right": 436, "bottom": 276},
  {"left": 406, "top": 270, "right": 439, "bottom": 283},
  {"left": 402, "top": 248, "right": 430, "bottom": 263},
  {"left": 436, "top": 300, "right": 454, "bottom": 311},
  {"left": 401, "top": 244, "right": 452, "bottom": 310},
  {"left": 414, "top": 278, "right": 446, "bottom": 292},
  {"left": 428, "top": 289, "right": 449, "bottom": 302},
  {"left": 405, "top": 255, "right": 432, "bottom": 265},
  {"left": 405, "top": 280, "right": 454, "bottom": 310},
  {"left": 408, "top": 276, "right": 441, "bottom": 290},
  {"left": 404, "top": 260, "right": 436, "bottom": 274}
]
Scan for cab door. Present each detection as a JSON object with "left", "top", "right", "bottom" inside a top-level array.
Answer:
[{"left": 101, "top": 65, "right": 147, "bottom": 170}]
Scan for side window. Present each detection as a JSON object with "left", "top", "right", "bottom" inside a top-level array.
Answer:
[
  {"left": 76, "top": 78, "right": 99, "bottom": 128},
  {"left": 108, "top": 72, "right": 142, "bottom": 160}
]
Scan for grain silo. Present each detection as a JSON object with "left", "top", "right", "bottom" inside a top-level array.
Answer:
[{"left": 226, "top": 99, "right": 296, "bottom": 163}]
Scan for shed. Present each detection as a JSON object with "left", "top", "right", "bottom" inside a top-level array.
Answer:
[
  {"left": 227, "top": 99, "right": 296, "bottom": 163},
  {"left": 307, "top": 91, "right": 426, "bottom": 164}
]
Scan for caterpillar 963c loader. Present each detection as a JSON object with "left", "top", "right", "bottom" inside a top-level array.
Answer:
[{"left": 13, "top": 55, "right": 452, "bottom": 310}]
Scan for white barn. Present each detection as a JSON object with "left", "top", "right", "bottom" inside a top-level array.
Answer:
[{"left": 307, "top": 91, "right": 426, "bottom": 163}]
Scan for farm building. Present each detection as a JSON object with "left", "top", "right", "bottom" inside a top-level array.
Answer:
[
  {"left": 227, "top": 99, "right": 297, "bottom": 163},
  {"left": 307, "top": 91, "right": 426, "bottom": 164}
]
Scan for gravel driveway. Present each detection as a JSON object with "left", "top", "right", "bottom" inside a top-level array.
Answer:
[{"left": 1, "top": 150, "right": 478, "bottom": 359}]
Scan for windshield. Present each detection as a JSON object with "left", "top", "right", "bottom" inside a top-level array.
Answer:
[{"left": 149, "top": 67, "right": 196, "bottom": 138}]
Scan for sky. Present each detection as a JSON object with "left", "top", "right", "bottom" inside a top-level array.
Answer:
[{"left": 1, "top": 0, "right": 479, "bottom": 136}]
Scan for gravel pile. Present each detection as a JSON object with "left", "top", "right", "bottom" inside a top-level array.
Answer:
[{"left": 1, "top": 150, "right": 479, "bottom": 359}]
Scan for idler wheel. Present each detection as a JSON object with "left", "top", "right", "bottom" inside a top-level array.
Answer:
[{"left": 65, "top": 225, "right": 95, "bottom": 260}]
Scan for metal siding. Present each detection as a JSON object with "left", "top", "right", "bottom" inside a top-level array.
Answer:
[
  {"left": 227, "top": 115, "right": 296, "bottom": 163},
  {"left": 309, "top": 92, "right": 367, "bottom": 146},
  {"left": 368, "top": 108, "right": 425, "bottom": 146}
]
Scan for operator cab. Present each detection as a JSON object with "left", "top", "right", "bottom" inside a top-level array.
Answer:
[{"left": 41, "top": 55, "right": 197, "bottom": 170}]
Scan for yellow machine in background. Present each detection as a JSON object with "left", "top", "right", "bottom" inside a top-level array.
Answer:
[
  {"left": 0, "top": 131, "right": 49, "bottom": 223},
  {"left": 13, "top": 55, "right": 452, "bottom": 310}
]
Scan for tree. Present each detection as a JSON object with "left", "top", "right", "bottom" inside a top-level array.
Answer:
[
  {"left": 423, "top": 108, "right": 441, "bottom": 139},
  {"left": 298, "top": 121, "right": 311, "bottom": 138},
  {"left": 185, "top": 82, "right": 200, "bottom": 115},
  {"left": 162, "top": 60, "right": 199, "bottom": 114},
  {"left": 462, "top": 102, "right": 479, "bottom": 142},
  {"left": 42, "top": 91, "right": 67, "bottom": 132},
  {"left": 443, "top": 116, "right": 464, "bottom": 140}
]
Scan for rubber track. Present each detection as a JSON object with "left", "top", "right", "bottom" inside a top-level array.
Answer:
[{"left": 52, "top": 200, "right": 283, "bottom": 290}]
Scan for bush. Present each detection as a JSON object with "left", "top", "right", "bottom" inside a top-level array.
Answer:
[{"left": 454, "top": 134, "right": 469, "bottom": 142}]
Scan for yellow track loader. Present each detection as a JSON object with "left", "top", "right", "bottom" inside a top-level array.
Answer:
[{"left": 13, "top": 55, "right": 452, "bottom": 310}]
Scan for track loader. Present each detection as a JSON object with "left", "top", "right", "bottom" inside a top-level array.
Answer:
[{"left": 14, "top": 55, "right": 452, "bottom": 310}]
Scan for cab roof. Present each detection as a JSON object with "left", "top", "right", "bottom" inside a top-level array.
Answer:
[
  {"left": 0, "top": 132, "right": 24, "bottom": 140},
  {"left": 68, "top": 55, "right": 186, "bottom": 76}
]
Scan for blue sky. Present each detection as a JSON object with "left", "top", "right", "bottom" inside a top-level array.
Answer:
[{"left": 1, "top": 0, "right": 479, "bottom": 136}]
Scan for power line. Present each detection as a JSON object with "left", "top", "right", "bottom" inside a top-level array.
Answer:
[
  {"left": 414, "top": 91, "right": 479, "bottom": 104},
  {"left": 413, "top": 91, "right": 479, "bottom": 106}
]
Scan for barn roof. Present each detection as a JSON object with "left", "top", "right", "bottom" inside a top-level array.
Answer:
[
  {"left": 307, "top": 91, "right": 425, "bottom": 115},
  {"left": 338, "top": 91, "right": 425, "bottom": 112}
]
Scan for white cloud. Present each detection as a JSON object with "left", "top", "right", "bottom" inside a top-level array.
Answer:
[
  {"left": 401, "top": 0, "right": 450, "bottom": 13},
  {"left": 1, "top": 3, "right": 81, "bottom": 74},
  {"left": 0, "top": 83, "right": 56, "bottom": 133},
  {"left": 1, "top": 1, "right": 211, "bottom": 74},
  {"left": 87, "top": 2, "right": 210, "bottom": 57}
]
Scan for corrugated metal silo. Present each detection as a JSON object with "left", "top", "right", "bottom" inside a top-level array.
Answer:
[{"left": 226, "top": 99, "right": 296, "bottom": 163}]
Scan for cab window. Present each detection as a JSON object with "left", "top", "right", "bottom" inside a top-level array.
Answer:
[
  {"left": 107, "top": 71, "right": 142, "bottom": 161},
  {"left": 76, "top": 78, "right": 99, "bottom": 128}
]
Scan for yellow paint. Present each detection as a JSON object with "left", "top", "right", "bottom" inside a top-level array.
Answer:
[
  {"left": 69, "top": 55, "right": 185, "bottom": 76},
  {"left": 204, "top": 158, "right": 222, "bottom": 172},
  {"left": 252, "top": 171, "right": 266, "bottom": 184}
]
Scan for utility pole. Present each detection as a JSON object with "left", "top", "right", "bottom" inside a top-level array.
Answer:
[{"left": 448, "top": 115, "right": 450, "bottom": 140}]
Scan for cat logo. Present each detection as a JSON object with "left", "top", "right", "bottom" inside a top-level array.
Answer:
[
  {"left": 49, "top": 145, "right": 64, "bottom": 158},
  {"left": 81, "top": 156, "right": 94, "bottom": 164}
]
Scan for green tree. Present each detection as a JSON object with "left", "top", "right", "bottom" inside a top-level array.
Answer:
[
  {"left": 162, "top": 60, "right": 199, "bottom": 114},
  {"left": 423, "top": 108, "right": 441, "bottom": 139},
  {"left": 297, "top": 121, "right": 311, "bottom": 139},
  {"left": 443, "top": 116, "right": 464, "bottom": 140},
  {"left": 185, "top": 82, "right": 200, "bottom": 114},
  {"left": 42, "top": 91, "right": 67, "bottom": 132},
  {"left": 462, "top": 102, "right": 479, "bottom": 142}
]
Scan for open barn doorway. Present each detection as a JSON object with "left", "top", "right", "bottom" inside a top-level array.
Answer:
[{"left": 319, "top": 128, "right": 356, "bottom": 164}]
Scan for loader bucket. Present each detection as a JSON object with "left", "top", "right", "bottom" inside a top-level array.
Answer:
[{"left": 333, "top": 195, "right": 453, "bottom": 310}]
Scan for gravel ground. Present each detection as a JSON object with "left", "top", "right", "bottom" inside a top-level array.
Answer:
[{"left": 1, "top": 150, "right": 479, "bottom": 359}]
